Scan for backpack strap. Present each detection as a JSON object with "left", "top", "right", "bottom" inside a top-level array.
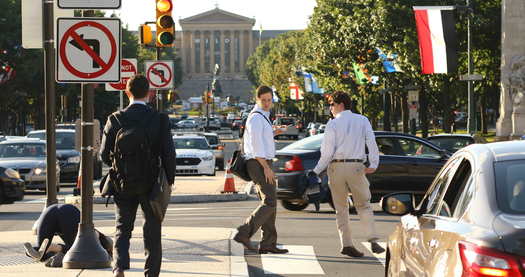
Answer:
[{"left": 251, "top": 111, "right": 272, "bottom": 126}]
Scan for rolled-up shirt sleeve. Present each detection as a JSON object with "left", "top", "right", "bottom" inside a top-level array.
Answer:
[
  {"left": 314, "top": 122, "right": 336, "bottom": 175},
  {"left": 247, "top": 116, "right": 266, "bottom": 159},
  {"left": 364, "top": 119, "right": 380, "bottom": 169}
]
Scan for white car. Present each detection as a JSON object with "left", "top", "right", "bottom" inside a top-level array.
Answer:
[{"left": 173, "top": 135, "right": 216, "bottom": 176}]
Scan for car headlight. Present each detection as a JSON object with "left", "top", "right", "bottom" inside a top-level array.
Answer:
[
  {"left": 34, "top": 168, "right": 46, "bottom": 175},
  {"left": 4, "top": 168, "right": 20, "bottom": 179},
  {"left": 67, "top": 156, "right": 81, "bottom": 163},
  {"left": 201, "top": 155, "right": 213, "bottom": 161}
]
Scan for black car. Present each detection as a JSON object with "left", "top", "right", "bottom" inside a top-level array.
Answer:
[
  {"left": 0, "top": 166, "right": 25, "bottom": 205},
  {"left": 275, "top": 132, "right": 449, "bottom": 211},
  {"left": 427, "top": 134, "right": 477, "bottom": 153}
]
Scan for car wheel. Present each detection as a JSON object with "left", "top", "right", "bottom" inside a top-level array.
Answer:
[
  {"left": 328, "top": 196, "right": 357, "bottom": 214},
  {"left": 218, "top": 160, "right": 224, "bottom": 171},
  {"left": 281, "top": 199, "right": 309, "bottom": 211}
]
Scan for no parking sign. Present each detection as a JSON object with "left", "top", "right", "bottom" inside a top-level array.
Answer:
[{"left": 56, "top": 18, "right": 121, "bottom": 83}]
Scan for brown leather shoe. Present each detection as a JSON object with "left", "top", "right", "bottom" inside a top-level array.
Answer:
[
  {"left": 113, "top": 269, "right": 125, "bottom": 277},
  {"left": 341, "top": 246, "right": 364, "bottom": 257},
  {"left": 233, "top": 233, "right": 256, "bottom": 251},
  {"left": 258, "top": 246, "right": 289, "bottom": 254}
]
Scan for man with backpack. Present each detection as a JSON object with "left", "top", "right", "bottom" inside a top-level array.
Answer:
[{"left": 100, "top": 75, "right": 176, "bottom": 277}]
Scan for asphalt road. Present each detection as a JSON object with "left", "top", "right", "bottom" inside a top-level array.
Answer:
[{"left": 0, "top": 197, "right": 397, "bottom": 277}]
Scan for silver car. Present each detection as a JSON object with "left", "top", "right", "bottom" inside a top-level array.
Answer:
[{"left": 0, "top": 139, "right": 60, "bottom": 191}]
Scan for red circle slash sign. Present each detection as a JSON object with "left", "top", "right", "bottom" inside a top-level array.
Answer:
[
  {"left": 147, "top": 62, "right": 173, "bottom": 88},
  {"left": 60, "top": 21, "right": 117, "bottom": 79}
]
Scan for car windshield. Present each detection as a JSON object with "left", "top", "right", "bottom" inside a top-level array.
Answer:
[
  {"left": 281, "top": 134, "right": 323, "bottom": 151},
  {"left": 27, "top": 132, "right": 75, "bottom": 150},
  {"left": 495, "top": 159, "right": 525, "bottom": 214},
  {"left": 205, "top": 135, "right": 218, "bottom": 145},
  {"left": 428, "top": 137, "right": 473, "bottom": 153},
  {"left": 174, "top": 138, "right": 209, "bottom": 150},
  {"left": 0, "top": 143, "right": 46, "bottom": 158}
]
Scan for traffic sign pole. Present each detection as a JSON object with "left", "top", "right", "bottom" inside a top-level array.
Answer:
[
  {"left": 44, "top": 0, "right": 58, "bottom": 207},
  {"left": 62, "top": 10, "right": 111, "bottom": 270}
]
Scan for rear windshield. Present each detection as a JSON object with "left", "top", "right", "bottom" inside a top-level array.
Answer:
[
  {"left": 205, "top": 135, "right": 218, "bottom": 145},
  {"left": 27, "top": 132, "right": 75, "bottom": 150},
  {"left": 0, "top": 143, "right": 46, "bottom": 158},
  {"left": 495, "top": 159, "right": 525, "bottom": 214},
  {"left": 281, "top": 134, "right": 323, "bottom": 151}
]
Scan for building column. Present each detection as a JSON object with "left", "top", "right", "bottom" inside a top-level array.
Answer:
[
  {"left": 210, "top": 30, "right": 215, "bottom": 73},
  {"left": 181, "top": 31, "right": 187, "bottom": 74},
  {"left": 189, "top": 31, "right": 195, "bottom": 74},
  {"left": 219, "top": 30, "right": 225, "bottom": 73},
  {"left": 248, "top": 29, "right": 253, "bottom": 57},
  {"left": 230, "top": 30, "right": 235, "bottom": 74},
  {"left": 239, "top": 30, "right": 245, "bottom": 72},
  {"left": 199, "top": 31, "right": 205, "bottom": 75}
]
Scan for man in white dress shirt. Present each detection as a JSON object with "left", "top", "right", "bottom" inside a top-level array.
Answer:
[
  {"left": 233, "top": 85, "right": 289, "bottom": 254},
  {"left": 310, "top": 91, "right": 385, "bottom": 257}
]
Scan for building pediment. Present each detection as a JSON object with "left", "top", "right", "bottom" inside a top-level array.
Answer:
[{"left": 180, "top": 8, "right": 255, "bottom": 26}]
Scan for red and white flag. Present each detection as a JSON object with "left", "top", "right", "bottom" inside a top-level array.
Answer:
[{"left": 413, "top": 6, "right": 458, "bottom": 74}]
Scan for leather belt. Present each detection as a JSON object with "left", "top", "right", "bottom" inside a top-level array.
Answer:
[{"left": 331, "top": 159, "right": 364, "bottom": 163}]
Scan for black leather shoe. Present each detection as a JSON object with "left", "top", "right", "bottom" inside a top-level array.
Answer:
[
  {"left": 233, "top": 233, "right": 256, "bottom": 251},
  {"left": 371, "top": 242, "right": 385, "bottom": 254},
  {"left": 259, "top": 246, "right": 289, "bottom": 254},
  {"left": 341, "top": 246, "right": 364, "bottom": 257}
]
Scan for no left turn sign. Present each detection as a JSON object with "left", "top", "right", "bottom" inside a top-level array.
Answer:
[
  {"left": 56, "top": 18, "right": 121, "bottom": 83},
  {"left": 145, "top": 60, "right": 174, "bottom": 89}
]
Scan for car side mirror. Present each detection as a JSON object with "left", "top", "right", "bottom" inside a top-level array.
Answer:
[{"left": 380, "top": 193, "right": 415, "bottom": 216}]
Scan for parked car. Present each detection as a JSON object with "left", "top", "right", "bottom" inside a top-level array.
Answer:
[
  {"left": 176, "top": 120, "right": 198, "bottom": 129},
  {"left": 0, "top": 166, "right": 25, "bottom": 205},
  {"left": 174, "top": 132, "right": 225, "bottom": 171},
  {"left": 381, "top": 140, "right": 525, "bottom": 277},
  {"left": 168, "top": 117, "right": 181, "bottom": 129},
  {"left": 427, "top": 133, "right": 481, "bottom": 153},
  {"left": 0, "top": 139, "right": 61, "bottom": 191},
  {"left": 27, "top": 129, "right": 81, "bottom": 183},
  {"left": 274, "top": 132, "right": 449, "bottom": 211},
  {"left": 273, "top": 117, "right": 300, "bottom": 139},
  {"left": 172, "top": 135, "right": 216, "bottom": 176},
  {"left": 306, "top": 122, "right": 322, "bottom": 137},
  {"left": 202, "top": 118, "right": 221, "bottom": 130}
]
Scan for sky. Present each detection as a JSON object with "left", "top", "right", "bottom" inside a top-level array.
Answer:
[{"left": 111, "top": 0, "right": 317, "bottom": 31}]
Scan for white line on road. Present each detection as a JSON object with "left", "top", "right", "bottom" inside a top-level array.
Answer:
[
  {"left": 261, "top": 245, "right": 325, "bottom": 275},
  {"left": 361, "top": 241, "right": 387, "bottom": 266}
]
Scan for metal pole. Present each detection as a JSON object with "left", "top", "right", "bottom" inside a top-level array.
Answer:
[
  {"left": 119, "top": 90, "right": 124, "bottom": 110},
  {"left": 62, "top": 10, "right": 110, "bottom": 269},
  {"left": 156, "top": 47, "right": 162, "bottom": 112},
  {"left": 467, "top": 0, "right": 476, "bottom": 133},
  {"left": 43, "top": 0, "right": 57, "bottom": 207}
]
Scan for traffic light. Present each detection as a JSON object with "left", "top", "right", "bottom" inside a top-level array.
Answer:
[
  {"left": 207, "top": 90, "right": 213, "bottom": 104},
  {"left": 139, "top": 24, "right": 153, "bottom": 45},
  {"left": 156, "top": 0, "right": 174, "bottom": 47}
]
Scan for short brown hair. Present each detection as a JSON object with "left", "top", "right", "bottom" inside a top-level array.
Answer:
[
  {"left": 329, "top": 91, "right": 352, "bottom": 110},
  {"left": 127, "top": 75, "right": 150, "bottom": 99},
  {"left": 256, "top": 85, "right": 273, "bottom": 98}
]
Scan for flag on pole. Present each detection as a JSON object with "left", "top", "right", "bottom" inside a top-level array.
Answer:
[{"left": 413, "top": 6, "right": 458, "bottom": 74}]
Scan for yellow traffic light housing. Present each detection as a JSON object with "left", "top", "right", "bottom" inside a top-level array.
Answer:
[
  {"left": 156, "top": 0, "right": 174, "bottom": 47},
  {"left": 139, "top": 24, "right": 153, "bottom": 45}
]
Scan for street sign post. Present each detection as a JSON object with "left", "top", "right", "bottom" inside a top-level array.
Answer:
[
  {"left": 145, "top": 60, "right": 174, "bottom": 89},
  {"left": 56, "top": 18, "right": 121, "bottom": 83},
  {"left": 105, "top": 58, "right": 138, "bottom": 91},
  {"left": 22, "top": 0, "right": 73, "bottom": 49},
  {"left": 58, "top": 0, "right": 121, "bottom": 9}
]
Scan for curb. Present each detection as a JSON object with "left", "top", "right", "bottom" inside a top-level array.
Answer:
[
  {"left": 65, "top": 192, "right": 250, "bottom": 205},
  {"left": 229, "top": 230, "right": 249, "bottom": 277}
]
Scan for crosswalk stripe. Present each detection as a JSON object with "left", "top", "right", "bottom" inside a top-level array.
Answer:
[
  {"left": 361, "top": 241, "right": 387, "bottom": 266},
  {"left": 261, "top": 245, "right": 325, "bottom": 275}
]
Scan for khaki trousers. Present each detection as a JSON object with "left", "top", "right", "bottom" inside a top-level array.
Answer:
[
  {"left": 328, "top": 162, "right": 378, "bottom": 248},
  {"left": 237, "top": 159, "right": 277, "bottom": 248}
]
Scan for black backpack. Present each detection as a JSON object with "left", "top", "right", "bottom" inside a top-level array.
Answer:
[{"left": 111, "top": 112, "right": 159, "bottom": 195}]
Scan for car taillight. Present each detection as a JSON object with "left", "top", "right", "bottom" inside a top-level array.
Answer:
[
  {"left": 458, "top": 241, "right": 523, "bottom": 277},
  {"left": 217, "top": 145, "right": 224, "bottom": 150},
  {"left": 284, "top": 156, "right": 304, "bottom": 172}
]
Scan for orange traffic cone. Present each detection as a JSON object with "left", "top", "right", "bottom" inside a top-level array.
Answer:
[
  {"left": 221, "top": 165, "right": 238, "bottom": 194},
  {"left": 73, "top": 162, "right": 82, "bottom": 196}
]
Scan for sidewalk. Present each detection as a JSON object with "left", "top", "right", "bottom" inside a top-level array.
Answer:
[
  {"left": 66, "top": 172, "right": 255, "bottom": 205},
  {"left": 0, "top": 226, "right": 248, "bottom": 277}
]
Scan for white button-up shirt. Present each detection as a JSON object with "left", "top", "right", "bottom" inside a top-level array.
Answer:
[
  {"left": 313, "top": 110, "right": 380, "bottom": 174},
  {"left": 243, "top": 105, "right": 275, "bottom": 160},
  {"left": 129, "top": 100, "right": 147, "bottom": 106}
]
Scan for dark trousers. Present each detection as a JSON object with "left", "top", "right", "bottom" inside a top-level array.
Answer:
[
  {"left": 237, "top": 159, "right": 277, "bottom": 248},
  {"left": 36, "top": 204, "right": 80, "bottom": 253},
  {"left": 114, "top": 193, "right": 162, "bottom": 277}
]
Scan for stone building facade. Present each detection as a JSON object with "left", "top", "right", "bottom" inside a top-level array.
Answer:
[{"left": 173, "top": 8, "right": 290, "bottom": 102}]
